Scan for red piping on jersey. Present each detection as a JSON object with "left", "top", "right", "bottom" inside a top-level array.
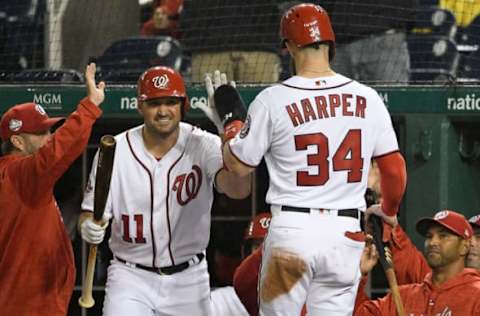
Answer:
[
  {"left": 280, "top": 80, "right": 353, "bottom": 90},
  {"left": 126, "top": 131, "right": 158, "bottom": 268},
  {"left": 227, "top": 142, "right": 257, "bottom": 168},
  {"left": 165, "top": 150, "right": 186, "bottom": 266}
]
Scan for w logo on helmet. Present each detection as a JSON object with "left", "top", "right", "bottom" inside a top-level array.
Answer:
[{"left": 152, "top": 74, "right": 170, "bottom": 89}]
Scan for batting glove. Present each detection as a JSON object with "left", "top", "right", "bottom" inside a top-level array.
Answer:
[
  {"left": 365, "top": 204, "right": 398, "bottom": 228},
  {"left": 81, "top": 217, "right": 109, "bottom": 245},
  {"left": 195, "top": 70, "right": 236, "bottom": 134}
]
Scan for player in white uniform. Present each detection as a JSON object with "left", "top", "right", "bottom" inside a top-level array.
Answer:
[
  {"left": 78, "top": 66, "right": 251, "bottom": 316},
  {"left": 209, "top": 4, "right": 408, "bottom": 316}
]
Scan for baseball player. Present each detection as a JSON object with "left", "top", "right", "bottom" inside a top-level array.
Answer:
[
  {"left": 210, "top": 212, "right": 272, "bottom": 316},
  {"left": 0, "top": 63, "right": 104, "bottom": 315},
  {"left": 355, "top": 210, "right": 480, "bottom": 315},
  {"left": 78, "top": 66, "right": 251, "bottom": 316},
  {"left": 206, "top": 4, "right": 408, "bottom": 315}
]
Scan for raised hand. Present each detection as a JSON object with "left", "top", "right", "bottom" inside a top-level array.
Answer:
[
  {"left": 85, "top": 63, "right": 105, "bottom": 106},
  {"left": 195, "top": 70, "right": 236, "bottom": 134},
  {"left": 365, "top": 204, "right": 398, "bottom": 228}
]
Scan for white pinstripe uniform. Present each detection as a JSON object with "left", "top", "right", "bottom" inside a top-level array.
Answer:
[
  {"left": 82, "top": 122, "right": 223, "bottom": 316},
  {"left": 229, "top": 74, "right": 399, "bottom": 316}
]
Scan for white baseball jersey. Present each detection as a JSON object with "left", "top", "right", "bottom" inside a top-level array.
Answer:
[
  {"left": 229, "top": 74, "right": 398, "bottom": 210},
  {"left": 82, "top": 122, "right": 223, "bottom": 267}
]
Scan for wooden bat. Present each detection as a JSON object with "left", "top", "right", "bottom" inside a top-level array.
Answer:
[
  {"left": 369, "top": 214, "right": 406, "bottom": 316},
  {"left": 78, "top": 135, "right": 116, "bottom": 308}
]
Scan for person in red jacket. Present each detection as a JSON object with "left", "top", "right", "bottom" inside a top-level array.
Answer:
[
  {"left": 141, "top": 4, "right": 181, "bottom": 38},
  {"left": 0, "top": 63, "right": 104, "bottom": 316},
  {"left": 379, "top": 212, "right": 480, "bottom": 286},
  {"left": 355, "top": 210, "right": 480, "bottom": 315}
]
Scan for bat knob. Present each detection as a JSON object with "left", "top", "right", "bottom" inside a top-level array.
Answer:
[{"left": 78, "top": 295, "right": 95, "bottom": 308}]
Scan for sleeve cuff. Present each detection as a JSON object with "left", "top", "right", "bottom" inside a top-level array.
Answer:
[{"left": 79, "top": 97, "right": 103, "bottom": 118}]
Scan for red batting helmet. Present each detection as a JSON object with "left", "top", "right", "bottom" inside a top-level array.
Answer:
[
  {"left": 244, "top": 212, "right": 272, "bottom": 240},
  {"left": 280, "top": 3, "right": 335, "bottom": 60},
  {"left": 137, "top": 66, "right": 189, "bottom": 113}
]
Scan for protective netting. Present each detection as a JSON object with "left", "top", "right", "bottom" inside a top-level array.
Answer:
[{"left": 0, "top": 0, "right": 479, "bottom": 85}]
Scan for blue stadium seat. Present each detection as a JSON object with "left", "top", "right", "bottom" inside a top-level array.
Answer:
[
  {"left": 6, "top": 69, "right": 84, "bottom": 83},
  {"left": 457, "top": 50, "right": 480, "bottom": 82},
  {"left": 96, "top": 36, "right": 183, "bottom": 83},
  {"left": 97, "top": 69, "right": 145, "bottom": 83},
  {"left": 408, "top": 35, "right": 459, "bottom": 82},
  {"left": 411, "top": 6, "right": 457, "bottom": 39},
  {"left": 456, "top": 15, "right": 480, "bottom": 53}
]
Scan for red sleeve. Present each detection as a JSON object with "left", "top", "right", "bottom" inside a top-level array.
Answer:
[
  {"left": 390, "top": 225, "right": 431, "bottom": 285},
  {"left": 6, "top": 98, "right": 101, "bottom": 206},
  {"left": 354, "top": 291, "right": 397, "bottom": 316},
  {"left": 141, "top": 20, "right": 154, "bottom": 35},
  {"left": 375, "top": 152, "right": 407, "bottom": 216},
  {"left": 233, "top": 247, "right": 263, "bottom": 316},
  {"left": 353, "top": 276, "right": 370, "bottom": 312}
]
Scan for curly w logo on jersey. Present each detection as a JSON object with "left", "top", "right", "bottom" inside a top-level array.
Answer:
[{"left": 172, "top": 165, "right": 202, "bottom": 205}]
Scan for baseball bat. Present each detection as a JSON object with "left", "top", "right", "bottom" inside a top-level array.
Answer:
[
  {"left": 369, "top": 214, "right": 406, "bottom": 316},
  {"left": 78, "top": 135, "right": 116, "bottom": 308}
]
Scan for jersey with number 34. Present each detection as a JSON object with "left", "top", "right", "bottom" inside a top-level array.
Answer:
[{"left": 229, "top": 74, "right": 398, "bottom": 210}]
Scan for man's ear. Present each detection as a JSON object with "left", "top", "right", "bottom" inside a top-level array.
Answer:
[
  {"left": 136, "top": 99, "right": 144, "bottom": 116},
  {"left": 460, "top": 239, "right": 471, "bottom": 257},
  {"left": 10, "top": 135, "right": 25, "bottom": 152}
]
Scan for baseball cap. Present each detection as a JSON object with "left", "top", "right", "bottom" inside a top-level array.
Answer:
[
  {"left": 0, "top": 103, "right": 63, "bottom": 141},
  {"left": 244, "top": 212, "right": 272, "bottom": 240},
  {"left": 469, "top": 214, "right": 480, "bottom": 229},
  {"left": 416, "top": 210, "right": 473, "bottom": 239}
]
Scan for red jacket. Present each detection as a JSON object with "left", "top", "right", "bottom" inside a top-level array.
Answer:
[
  {"left": 389, "top": 224, "right": 432, "bottom": 285},
  {"left": 0, "top": 99, "right": 101, "bottom": 316},
  {"left": 233, "top": 247, "right": 263, "bottom": 316},
  {"left": 355, "top": 269, "right": 480, "bottom": 315}
]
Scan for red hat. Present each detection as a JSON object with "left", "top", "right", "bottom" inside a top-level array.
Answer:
[
  {"left": 244, "top": 212, "right": 272, "bottom": 240},
  {"left": 280, "top": 3, "right": 335, "bottom": 47},
  {"left": 469, "top": 214, "right": 480, "bottom": 229},
  {"left": 0, "top": 103, "right": 63, "bottom": 141},
  {"left": 137, "top": 66, "right": 189, "bottom": 113},
  {"left": 416, "top": 210, "right": 473, "bottom": 239}
]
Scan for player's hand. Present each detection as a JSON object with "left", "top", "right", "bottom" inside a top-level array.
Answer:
[
  {"left": 360, "top": 238, "right": 379, "bottom": 276},
  {"left": 365, "top": 204, "right": 398, "bottom": 227},
  {"left": 195, "top": 70, "right": 236, "bottom": 134},
  {"left": 85, "top": 63, "right": 105, "bottom": 106},
  {"left": 80, "top": 216, "right": 109, "bottom": 245}
]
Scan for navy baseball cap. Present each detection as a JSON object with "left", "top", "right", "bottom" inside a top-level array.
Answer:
[{"left": 416, "top": 210, "right": 473, "bottom": 239}]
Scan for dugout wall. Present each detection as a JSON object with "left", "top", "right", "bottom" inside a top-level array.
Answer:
[{"left": 1, "top": 84, "right": 480, "bottom": 313}]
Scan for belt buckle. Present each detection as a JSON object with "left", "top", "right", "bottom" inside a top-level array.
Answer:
[{"left": 157, "top": 268, "right": 167, "bottom": 276}]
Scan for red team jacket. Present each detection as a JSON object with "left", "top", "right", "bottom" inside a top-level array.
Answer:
[
  {"left": 355, "top": 269, "right": 480, "bottom": 315},
  {"left": 0, "top": 99, "right": 101, "bottom": 316},
  {"left": 354, "top": 225, "right": 480, "bottom": 315}
]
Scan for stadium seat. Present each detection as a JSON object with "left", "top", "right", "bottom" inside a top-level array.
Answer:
[
  {"left": 97, "top": 69, "right": 145, "bottom": 83},
  {"left": 457, "top": 50, "right": 480, "bottom": 82},
  {"left": 407, "top": 35, "right": 459, "bottom": 83},
  {"left": 456, "top": 15, "right": 480, "bottom": 53},
  {"left": 96, "top": 36, "right": 183, "bottom": 83},
  {"left": 411, "top": 7, "right": 457, "bottom": 39},
  {"left": 6, "top": 69, "right": 84, "bottom": 83}
]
